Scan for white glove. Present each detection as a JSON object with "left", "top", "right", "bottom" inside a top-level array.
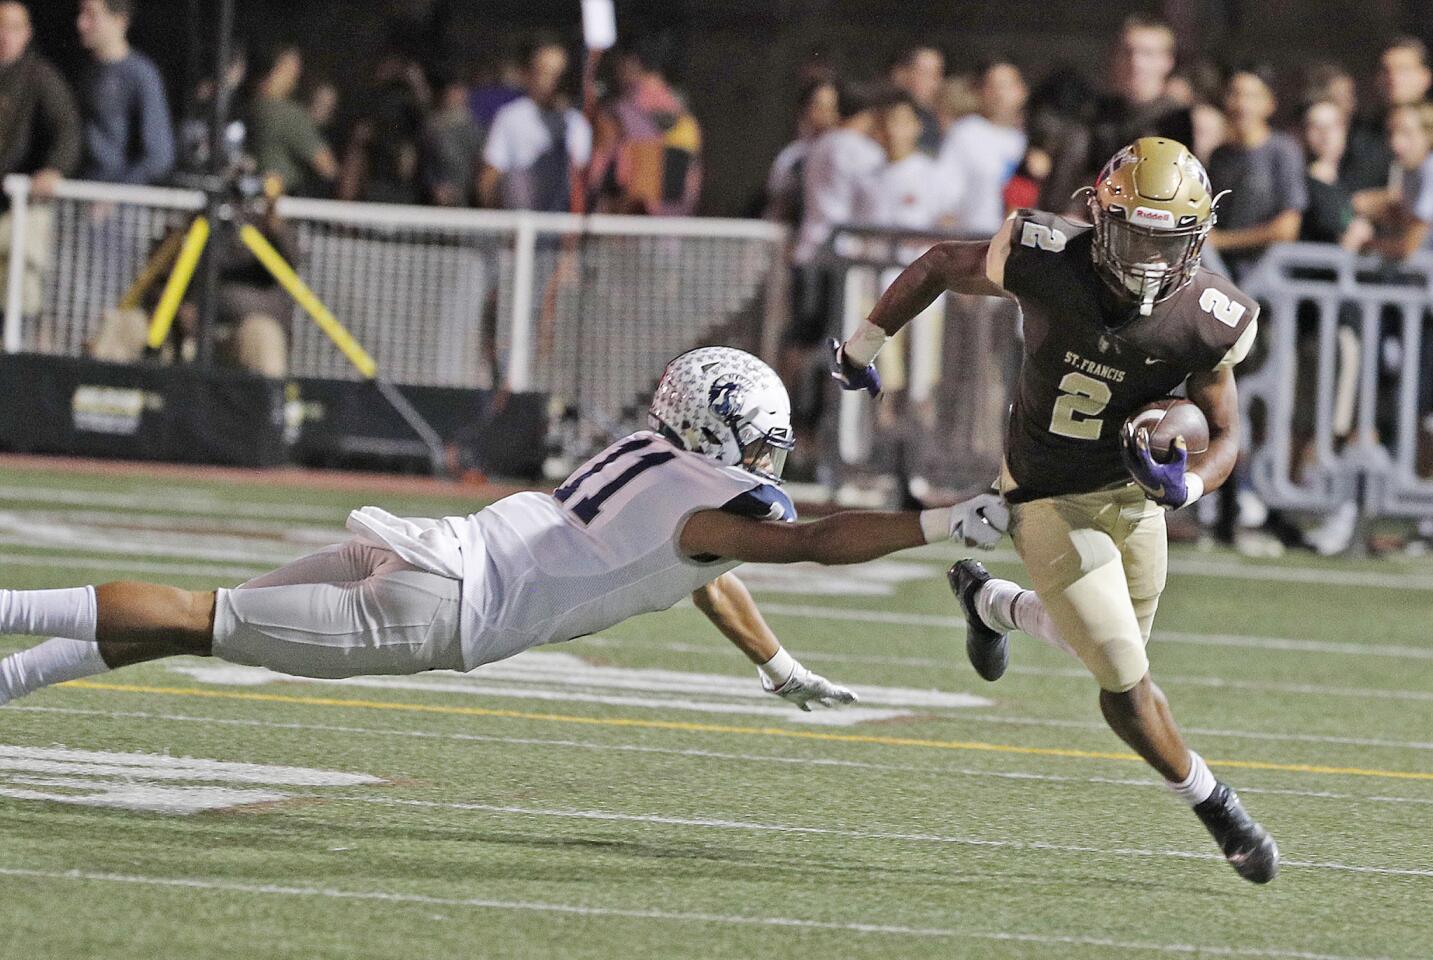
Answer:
[
  {"left": 948, "top": 491, "right": 1010, "bottom": 549},
  {"left": 760, "top": 662, "right": 859, "bottom": 712}
]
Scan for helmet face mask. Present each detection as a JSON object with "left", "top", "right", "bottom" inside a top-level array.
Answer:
[
  {"left": 1091, "top": 209, "right": 1209, "bottom": 304},
  {"left": 1087, "top": 138, "right": 1218, "bottom": 316},
  {"left": 736, "top": 423, "right": 793, "bottom": 483},
  {"left": 648, "top": 346, "right": 794, "bottom": 483}
]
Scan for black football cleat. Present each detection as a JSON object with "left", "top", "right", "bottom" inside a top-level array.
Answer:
[
  {"left": 947, "top": 559, "right": 1009, "bottom": 681},
  {"left": 1193, "top": 782, "right": 1280, "bottom": 884}
]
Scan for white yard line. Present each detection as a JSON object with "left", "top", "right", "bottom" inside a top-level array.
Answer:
[
  {"left": 0, "top": 551, "right": 268, "bottom": 579},
  {"left": 4, "top": 509, "right": 344, "bottom": 540},
  {"left": 16, "top": 705, "right": 1433, "bottom": 806},
  {"left": 746, "top": 604, "right": 1433, "bottom": 661},
  {"left": 341, "top": 797, "right": 1433, "bottom": 879},
  {"left": 928, "top": 548, "right": 1433, "bottom": 591},
  {"left": 943, "top": 712, "right": 1433, "bottom": 755},
  {"left": 5, "top": 496, "right": 1433, "bottom": 592},
  {"left": 0, "top": 866, "right": 1394, "bottom": 959},
  {"left": 583, "top": 636, "right": 1433, "bottom": 705},
  {"left": 0, "top": 484, "right": 347, "bottom": 521},
  {"left": 0, "top": 522, "right": 307, "bottom": 566}
]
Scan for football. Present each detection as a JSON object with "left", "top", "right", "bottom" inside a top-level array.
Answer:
[{"left": 1126, "top": 398, "right": 1210, "bottom": 462}]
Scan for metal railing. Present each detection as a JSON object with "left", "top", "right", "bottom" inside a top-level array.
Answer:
[
  {"left": 824, "top": 231, "right": 1433, "bottom": 522},
  {"left": 3, "top": 176, "right": 788, "bottom": 446},
  {"left": 1240, "top": 243, "right": 1433, "bottom": 519},
  {"left": 11, "top": 176, "right": 1433, "bottom": 523}
]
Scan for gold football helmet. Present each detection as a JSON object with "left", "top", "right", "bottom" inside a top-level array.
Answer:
[{"left": 1086, "top": 137, "right": 1224, "bottom": 315}]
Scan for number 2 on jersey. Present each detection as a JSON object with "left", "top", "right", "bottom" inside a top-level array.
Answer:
[
  {"left": 1049, "top": 372, "right": 1112, "bottom": 440},
  {"left": 554, "top": 438, "right": 677, "bottom": 525}
]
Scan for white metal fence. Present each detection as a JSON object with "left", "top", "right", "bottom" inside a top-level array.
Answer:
[
  {"left": 1240, "top": 243, "right": 1433, "bottom": 519},
  {"left": 3, "top": 176, "right": 788, "bottom": 437},
  {"left": 822, "top": 230, "right": 1433, "bottom": 523}
]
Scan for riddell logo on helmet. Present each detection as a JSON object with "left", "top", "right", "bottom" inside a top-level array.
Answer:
[{"left": 1130, "top": 207, "right": 1175, "bottom": 227}]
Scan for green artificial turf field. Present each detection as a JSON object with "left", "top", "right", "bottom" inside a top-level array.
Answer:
[{"left": 0, "top": 463, "right": 1430, "bottom": 959}]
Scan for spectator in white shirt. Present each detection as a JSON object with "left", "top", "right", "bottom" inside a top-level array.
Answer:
[
  {"left": 764, "top": 78, "right": 839, "bottom": 225},
  {"left": 856, "top": 93, "right": 955, "bottom": 229},
  {"left": 793, "top": 81, "right": 888, "bottom": 265},
  {"left": 858, "top": 94, "right": 957, "bottom": 417},
  {"left": 887, "top": 45, "right": 945, "bottom": 156},
  {"left": 780, "top": 83, "right": 890, "bottom": 444},
  {"left": 480, "top": 33, "right": 591, "bottom": 212},
  {"left": 939, "top": 59, "right": 1028, "bottom": 237}
]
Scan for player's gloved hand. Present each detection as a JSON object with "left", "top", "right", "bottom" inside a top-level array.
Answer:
[
  {"left": 1121, "top": 421, "right": 1189, "bottom": 508},
  {"left": 827, "top": 337, "right": 881, "bottom": 397},
  {"left": 949, "top": 491, "right": 1009, "bottom": 549},
  {"left": 761, "top": 661, "right": 859, "bottom": 711}
]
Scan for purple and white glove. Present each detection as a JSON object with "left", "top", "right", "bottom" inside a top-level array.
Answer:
[
  {"left": 827, "top": 338, "right": 882, "bottom": 397},
  {"left": 1120, "top": 420, "right": 1196, "bottom": 509}
]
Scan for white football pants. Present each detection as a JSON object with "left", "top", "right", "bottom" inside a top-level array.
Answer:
[{"left": 213, "top": 539, "right": 464, "bottom": 679}]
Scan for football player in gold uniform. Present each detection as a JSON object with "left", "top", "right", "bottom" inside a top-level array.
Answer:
[{"left": 831, "top": 138, "right": 1278, "bottom": 883}]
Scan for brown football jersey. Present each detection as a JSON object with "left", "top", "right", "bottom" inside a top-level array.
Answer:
[{"left": 1000, "top": 209, "right": 1258, "bottom": 500}]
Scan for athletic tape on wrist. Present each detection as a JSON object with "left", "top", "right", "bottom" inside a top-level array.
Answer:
[
  {"left": 1181, "top": 473, "right": 1205, "bottom": 509},
  {"left": 758, "top": 646, "right": 797, "bottom": 687},
  {"left": 843, "top": 319, "right": 890, "bottom": 366},
  {"left": 919, "top": 508, "right": 953, "bottom": 544}
]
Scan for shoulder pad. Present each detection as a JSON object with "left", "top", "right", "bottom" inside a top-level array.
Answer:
[
  {"left": 1011, "top": 209, "right": 1090, "bottom": 255},
  {"left": 720, "top": 484, "right": 797, "bottom": 523},
  {"left": 1193, "top": 271, "right": 1258, "bottom": 335}
]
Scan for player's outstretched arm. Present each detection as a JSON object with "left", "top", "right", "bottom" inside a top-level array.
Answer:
[
  {"left": 692, "top": 572, "right": 780, "bottom": 663},
  {"left": 831, "top": 215, "right": 1016, "bottom": 393},
  {"left": 691, "top": 572, "right": 857, "bottom": 711},
  {"left": 680, "top": 494, "right": 1008, "bottom": 567},
  {"left": 683, "top": 509, "right": 923, "bottom": 566}
]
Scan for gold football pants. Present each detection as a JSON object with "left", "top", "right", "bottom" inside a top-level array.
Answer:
[{"left": 1000, "top": 468, "right": 1168, "bottom": 692}]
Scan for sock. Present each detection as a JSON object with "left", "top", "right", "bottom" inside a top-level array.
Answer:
[
  {"left": 0, "top": 637, "right": 111, "bottom": 706},
  {"left": 975, "top": 578, "right": 1080, "bottom": 659},
  {"left": 0, "top": 586, "right": 98, "bottom": 641},
  {"left": 975, "top": 577, "right": 1023, "bottom": 632},
  {"left": 1009, "top": 590, "right": 1079, "bottom": 659},
  {"left": 1167, "top": 751, "right": 1218, "bottom": 807},
  {"left": 757, "top": 646, "right": 797, "bottom": 688}
]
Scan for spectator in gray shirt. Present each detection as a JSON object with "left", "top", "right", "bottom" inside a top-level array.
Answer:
[
  {"left": 75, "top": 0, "right": 175, "bottom": 185},
  {"left": 0, "top": 1, "right": 80, "bottom": 199},
  {"left": 1207, "top": 64, "right": 1306, "bottom": 281},
  {"left": 423, "top": 74, "right": 482, "bottom": 207}
]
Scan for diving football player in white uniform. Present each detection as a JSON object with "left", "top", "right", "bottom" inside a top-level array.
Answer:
[{"left": 0, "top": 347, "right": 1002, "bottom": 711}]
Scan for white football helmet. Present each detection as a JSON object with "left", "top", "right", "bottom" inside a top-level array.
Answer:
[{"left": 648, "top": 346, "right": 794, "bottom": 482}]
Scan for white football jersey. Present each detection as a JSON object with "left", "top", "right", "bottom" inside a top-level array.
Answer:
[{"left": 348, "top": 432, "right": 795, "bottom": 670}]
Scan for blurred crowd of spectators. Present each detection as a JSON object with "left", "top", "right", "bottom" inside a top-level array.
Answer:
[
  {"left": 0, "top": 0, "right": 703, "bottom": 217},
  {"left": 764, "top": 15, "right": 1433, "bottom": 289},
  {"left": 758, "top": 15, "right": 1433, "bottom": 551},
  {"left": 6, "top": 1, "right": 1433, "bottom": 546},
  {"left": 4, "top": 1, "right": 1431, "bottom": 252}
]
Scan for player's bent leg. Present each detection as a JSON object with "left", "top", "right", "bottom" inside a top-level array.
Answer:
[
  {"left": 0, "top": 637, "right": 111, "bottom": 706},
  {"left": 1033, "top": 556, "right": 1151, "bottom": 692},
  {"left": 0, "top": 581, "right": 214, "bottom": 705},
  {"left": 1120, "top": 500, "right": 1169, "bottom": 644},
  {"left": 94, "top": 582, "right": 215, "bottom": 652},
  {"left": 232, "top": 540, "right": 375, "bottom": 591},
  {"left": 1097, "top": 672, "right": 1190, "bottom": 781},
  {"left": 212, "top": 546, "right": 463, "bottom": 679}
]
